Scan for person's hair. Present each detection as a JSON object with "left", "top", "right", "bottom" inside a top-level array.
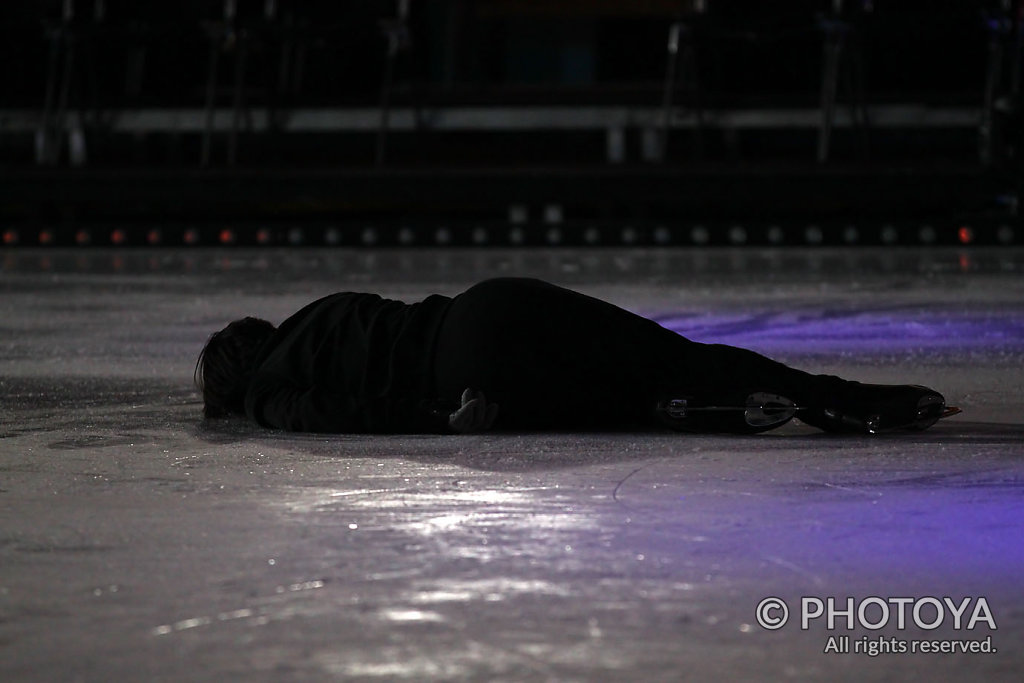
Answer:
[{"left": 194, "top": 317, "right": 276, "bottom": 418}]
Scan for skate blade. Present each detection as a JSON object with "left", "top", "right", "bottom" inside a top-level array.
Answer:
[
  {"left": 916, "top": 405, "right": 961, "bottom": 429},
  {"left": 657, "top": 392, "right": 797, "bottom": 434},
  {"left": 863, "top": 397, "right": 958, "bottom": 434},
  {"left": 828, "top": 397, "right": 956, "bottom": 435},
  {"left": 744, "top": 392, "right": 797, "bottom": 428}
]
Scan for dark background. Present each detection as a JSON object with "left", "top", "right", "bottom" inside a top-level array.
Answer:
[
  {"left": 0, "top": 1, "right": 994, "bottom": 107},
  {"left": 0, "top": 1, "right": 1019, "bottom": 245}
]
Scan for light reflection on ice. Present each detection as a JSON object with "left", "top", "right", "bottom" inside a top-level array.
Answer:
[
  {"left": 406, "top": 513, "right": 474, "bottom": 534},
  {"left": 150, "top": 580, "right": 326, "bottom": 636},
  {"left": 328, "top": 488, "right": 395, "bottom": 498},
  {"left": 285, "top": 486, "right": 564, "bottom": 514},
  {"left": 343, "top": 488, "right": 554, "bottom": 508},
  {"left": 408, "top": 590, "right": 476, "bottom": 603},
  {"left": 280, "top": 484, "right": 602, "bottom": 565},
  {"left": 408, "top": 578, "right": 571, "bottom": 605},
  {"left": 318, "top": 652, "right": 470, "bottom": 679},
  {"left": 275, "top": 580, "right": 325, "bottom": 594},
  {"left": 378, "top": 608, "right": 445, "bottom": 623}
]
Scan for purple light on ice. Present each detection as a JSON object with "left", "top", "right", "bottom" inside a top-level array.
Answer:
[{"left": 652, "top": 309, "right": 1024, "bottom": 356}]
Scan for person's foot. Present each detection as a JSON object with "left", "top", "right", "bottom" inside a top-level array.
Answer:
[
  {"left": 656, "top": 391, "right": 798, "bottom": 434},
  {"left": 800, "top": 382, "right": 946, "bottom": 434}
]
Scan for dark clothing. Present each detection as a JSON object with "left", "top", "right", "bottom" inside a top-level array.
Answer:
[
  {"left": 433, "top": 278, "right": 829, "bottom": 430},
  {"left": 246, "top": 278, "right": 832, "bottom": 433},
  {"left": 245, "top": 291, "right": 454, "bottom": 433}
]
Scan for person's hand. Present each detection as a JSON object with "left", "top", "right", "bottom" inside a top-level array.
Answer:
[{"left": 448, "top": 388, "right": 498, "bottom": 433}]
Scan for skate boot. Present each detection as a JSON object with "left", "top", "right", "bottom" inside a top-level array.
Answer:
[
  {"left": 656, "top": 391, "right": 799, "bottom": 434},
  {"left": 801, "top": 382, "right": 948, "bottom": 434}
]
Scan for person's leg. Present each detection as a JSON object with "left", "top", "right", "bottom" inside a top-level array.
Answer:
[
  {"left": 433, "top": 278, "right": 946, "bottom": 433},
  {"left": 431, "top": 278, "right": 846, "bottom": 431},
  {"left": 434, "top": 278, "right": 649, "bottom": 429}
]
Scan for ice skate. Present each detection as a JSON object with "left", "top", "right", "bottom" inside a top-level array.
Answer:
[
  {"left": 656, "top": 391, "right": 800, "bottom": 434},
  {"left": 800, "top": 383, "right": 954, "bottom": 435}
]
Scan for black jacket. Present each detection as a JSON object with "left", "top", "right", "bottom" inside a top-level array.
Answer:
[{"left": 245, "top": 292, "right": 454, "bottom": 433}]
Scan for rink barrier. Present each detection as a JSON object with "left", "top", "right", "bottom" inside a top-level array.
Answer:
[
  {"left": 0, "top": 221, "right": 1018, "bottom": 249},
  {"left": 2, "top": 245, "right": 1020, "bottom": 279}
]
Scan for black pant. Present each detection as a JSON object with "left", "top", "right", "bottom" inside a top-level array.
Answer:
[{"left": 432, "top": 278, "right": 831, "bottom": 430}]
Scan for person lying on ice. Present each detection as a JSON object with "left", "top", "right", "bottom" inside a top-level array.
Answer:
[{"left": 195, "top": 277, "right": 949, "bottom": 435}]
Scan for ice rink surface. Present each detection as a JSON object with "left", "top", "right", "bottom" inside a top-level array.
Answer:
[{"left": 2, "top": 246, "right": 1023, "bottom": 682}]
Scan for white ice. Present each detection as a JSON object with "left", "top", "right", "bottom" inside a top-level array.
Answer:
[{"left": 1, "top": 247, "right": 1022, "bottom": 681}]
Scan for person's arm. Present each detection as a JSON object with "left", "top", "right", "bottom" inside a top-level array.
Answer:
[
  {"left": 245, "top": 374, "right": 497, "bottom": 434},
  {"left": 245, "top": 372, "right": 448, "bottom": 433}
]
